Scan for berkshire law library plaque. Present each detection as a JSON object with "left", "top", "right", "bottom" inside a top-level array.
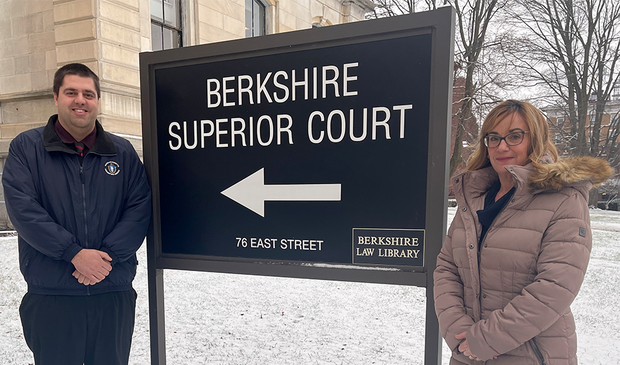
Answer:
[{"left": 141, "top": 8, "right": 453, "bottom": 282}]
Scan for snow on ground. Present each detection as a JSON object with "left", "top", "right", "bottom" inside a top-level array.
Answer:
[{"left": 1, "top": 207, "right": 618, "bottom": 364}]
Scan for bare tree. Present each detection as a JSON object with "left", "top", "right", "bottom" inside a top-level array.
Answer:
[
  {"left": 506, "top": 0, "right": 620, "bottom": 204},
  {"left": 508, "top": 0, "right": 620, "bottom": 160},
  {"left": 370, "top": 0, "right": 418, "bottom": 17},
  {"left": 369, "top": 0, "right": 508, "bottom": 177},
  {"left": 449, "top": 0, "right": 509, "bottom": 177}
]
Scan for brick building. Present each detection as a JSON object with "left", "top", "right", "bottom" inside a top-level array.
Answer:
[{"left": 543, "top": 99, "right": 620, "bottom": 160}]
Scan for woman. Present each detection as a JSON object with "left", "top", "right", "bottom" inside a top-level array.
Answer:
[{"left": 433, "top": 100, "right": 612, "bottom": 364}]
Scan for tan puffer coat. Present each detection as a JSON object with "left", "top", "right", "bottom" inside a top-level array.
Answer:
[{"left": 434, "top": 156, "right": 612, "bottom": 365}]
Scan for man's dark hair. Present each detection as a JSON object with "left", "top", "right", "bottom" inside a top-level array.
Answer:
[{"left": 53, "top": 63, "right": 101, "bottom": 98}]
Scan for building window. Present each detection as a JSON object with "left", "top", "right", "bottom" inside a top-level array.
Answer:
[
  {"left": 613, "top": 82, "right": 620, "bottom": 99},
  {"left": 151, "top": 0, "right": 182, "bottom": 51},
  {"left": 557, "top": 118, "right": 564, "bottom": 129},
  {"left": 246, "top": 0, "right": 266, "bottom": 37}
]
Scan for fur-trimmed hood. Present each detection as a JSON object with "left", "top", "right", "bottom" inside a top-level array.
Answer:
[{"left": 529, "top": 156, "right": 614, "bottom": 191}]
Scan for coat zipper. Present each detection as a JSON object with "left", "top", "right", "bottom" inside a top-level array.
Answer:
[
  {"left": 79, "top": 160, "right": 90, "bottom": 295},
  {"left": 475, "top": 188, "right": 514, "bottom": 322},
  {"left": 80, "top": 164, "right": 88, "bottom": 248},
  {"left": 530, "top": 338, "right": 547, "bottom": 365}
]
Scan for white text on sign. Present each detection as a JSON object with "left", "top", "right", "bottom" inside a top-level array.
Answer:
[
  {"left": 206, "top": 63, "right": 359, "bottom": 106},
  {"left": 167, "top": 61, "right": 416, "bottom": 151},
  {"left": 167, "top": 105, "right": 413, "bottom": 150},
  {"left": 236, "top": 237, "right": 324, "bottom": 251}
]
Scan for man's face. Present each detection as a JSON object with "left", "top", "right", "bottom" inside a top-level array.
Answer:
[{"left": 54, "top": 74, "right": 99, "bottom": 141}]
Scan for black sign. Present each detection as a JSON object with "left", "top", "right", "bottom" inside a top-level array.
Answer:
[
  {"left": 154, "top": 34, "right": 430, "bottom": 267},
  {"left": 141, "top": 7, "right": 454, "bottom": 282}
]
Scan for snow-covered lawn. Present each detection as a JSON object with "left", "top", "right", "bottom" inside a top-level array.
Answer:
[{"left": 1, "top": 208, "right": 618, "bottom": 364}]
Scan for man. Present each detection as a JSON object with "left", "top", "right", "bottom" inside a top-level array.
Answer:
[{"left": 2, "top": 63, "right": 151, "bottom": 365}]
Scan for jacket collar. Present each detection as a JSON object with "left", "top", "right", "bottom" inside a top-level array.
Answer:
[
  {"left": 452, "top": 164, "right": 538, "bottom": 212},
  {"left": 43, "top": 114, "right": 116, "bottom": 156},
  {"left": 453, "top": 155, "right": 612, "bottom": 209}
]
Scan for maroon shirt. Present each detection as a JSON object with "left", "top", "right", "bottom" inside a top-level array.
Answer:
[{"left": 54, "top": 120, "right": 97, "bottom": 156}]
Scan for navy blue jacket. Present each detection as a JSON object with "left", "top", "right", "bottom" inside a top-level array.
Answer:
[{"left": 2, "top": 115, "right": 152, "bottom": 296}]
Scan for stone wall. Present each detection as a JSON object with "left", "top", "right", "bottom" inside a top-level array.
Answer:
[
  {"left": 0, "top": 0, "right": 374, "bottom": 230},
  {"left": 0, "top": 0, "right": 57, "bottom": 143}
]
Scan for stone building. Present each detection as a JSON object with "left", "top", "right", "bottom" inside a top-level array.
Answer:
[{"left": 0, "top": 0, "right": 375, "bottom": 229}]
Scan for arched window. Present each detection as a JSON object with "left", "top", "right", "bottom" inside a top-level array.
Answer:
[
  {"left": 245, "top": 0, "right": 266, "bottom": 37},
  {"left": 151, "top": 0, "right": 182, "bottom": 51}
]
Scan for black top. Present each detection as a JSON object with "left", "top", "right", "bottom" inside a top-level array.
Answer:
[{"left": 476, "top": 179, "right": 515, "bottom": 248}]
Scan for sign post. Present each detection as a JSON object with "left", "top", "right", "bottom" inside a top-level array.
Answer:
[{"left": 141, "top": 7, "right": 454, "bottom": 364}]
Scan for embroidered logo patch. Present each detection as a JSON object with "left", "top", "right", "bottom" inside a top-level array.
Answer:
[
  {"left": 104, "top": 161, "right": 120, "bottom": 176},
  {"left": 579, "top": 227, "right": 586, "bottom": 237}
]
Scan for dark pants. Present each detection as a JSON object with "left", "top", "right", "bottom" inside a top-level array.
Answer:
[{"left": 20, "top": 290, "right": 137, "bottom": 365}]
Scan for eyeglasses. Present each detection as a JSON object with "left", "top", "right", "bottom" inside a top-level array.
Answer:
[{"left": 483, "top": 130, "right": 529, "bottom": 148}]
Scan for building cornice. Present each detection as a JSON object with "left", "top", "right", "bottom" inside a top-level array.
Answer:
[
  {"left": 342, "top": 0, "right": 376, "bottom": 12},
  {"left": 0, "top": 91, "right": 52, "bottom": 103}
]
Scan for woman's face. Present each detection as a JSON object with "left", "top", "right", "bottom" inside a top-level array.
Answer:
[{"left": 486, "top": 112, "right": 531, "bottom": 175}]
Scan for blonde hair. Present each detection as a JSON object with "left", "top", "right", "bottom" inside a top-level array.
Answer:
[{"left": 465, "top": 100, "right": 559, "bottom": 171}]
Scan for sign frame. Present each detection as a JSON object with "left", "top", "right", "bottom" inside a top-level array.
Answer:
[{"left": 141, "top": 7, "right": 454, "bottom": 365}]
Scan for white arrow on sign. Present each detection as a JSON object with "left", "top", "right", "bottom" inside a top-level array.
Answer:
[{"left": 221, "top": 168, "right": 341, "bottom": 217}]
